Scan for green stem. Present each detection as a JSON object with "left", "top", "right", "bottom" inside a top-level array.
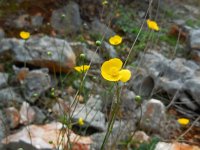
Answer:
[{"left": 101, "top": 83, "right": 120, "bottom": 150}]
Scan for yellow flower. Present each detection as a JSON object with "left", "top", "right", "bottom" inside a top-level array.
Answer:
[
  {"left": 101, "top": 58, "right": 131, "bottom": 82},
  {"left": 19, "top": 31, "right": 30, "bottom": 40},
  {"left": 177, "top": 118, "right": 190, "bottom": 126},
  {"left": 109, "top": 35, "right": 122, "bottom": 45},
  {"left": 78, "top": 117, "right": 84, "bottom": 126},
  {"left": 147, "top": 19, "right": 160, "bottom": 31},
  {"left": 74, "top": 65, "right": 90, "bottom": 73}
]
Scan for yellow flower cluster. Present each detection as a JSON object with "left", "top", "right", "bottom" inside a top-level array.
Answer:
[
  {"left": 74, "top": 65, "right": 90, "bottom": 73},
  {"left": 78, "top": 117, "right": 84, "bottom": 126}
]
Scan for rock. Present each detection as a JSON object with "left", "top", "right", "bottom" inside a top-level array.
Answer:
[
  {"left": 155, "top": 142, "right": 200, "bottom": 150},
  {"left": 129, "top": 51, "right": 200, "bottom": 111},
  {"left": 0, "top": 87, "right": 24, "bottom": 107},
  {"left": 32, "top": 106, "right": 46, "bottom": 124},
  {"left": 0, "top": 73, "right": 9, "bottom": 88},
  {"left": 0, "top": 111, "right": 6, "bottom": 143},
  {"left": 189, "top": 29, "right": 200, "bottom": 50},
  {"left": 21, "top": 69, "right": 51, "bottom": 103},
  {"left": 183, "top": 78, "right": 200, "bottom": 106},
  {"left": 120, "top": 89, "right": 137, "bottom": 119},
  {"left": 20, "top": 102, "right": 36, "bottom": 125},
  {"left": 52, "top": 98, "right": 70, "bottom": 117},
  {"left": 179, "top": 92, "right": 198, "bottom": 111},
  {"left": 1, "top": 122, "right": 92, "bottom": 150},
  {"left": 72, "top": 104, "right": 106, "bottom": 131},
  {"left": 140, "top": 99, "right": 166, "bottom": 134},
  {"left": 0, "top": 36, "right": 76, "bottom": 73},
  {"left": 132, "top": 131, "right": 150, "bottom": 144},
  {"left": 91, "top": 120, "right": 136, "bottom": 150},
  {"left": 6, "top": 14, "right": 30, "bottom": 29},
  {"left": 83, "top": 48, "right": 103, "bottom": 64},
  {"left": 5, "top": 107, "right": 20, "bottom": 129},
  {"left": 86, "top": 95, "right": 102, "bottom": 111},
  {"left": 50, "top": 1, "right": 82, "bottom": 34},
  {"left": 191, "top": 50, "right": 200, "bottom": 63},
  {"left": 102, "top": 42, "right": 118, "bottom": 58},
  {"left": 0, "top": 28, "right": 5, "bottom": 39},
  {"left": 91, "top": 18, "right": 116, "bottom": 40},
  {"left": 31, "top": 14, "right": 44, "bottom": 27}
]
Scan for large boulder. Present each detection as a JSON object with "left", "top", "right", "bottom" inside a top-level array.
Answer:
[
  {"left": 50, "top": 1, "right": 82, "bottom": 34},
  {"left": 0, "top": 36, "right": 76, "bottom": 73}
]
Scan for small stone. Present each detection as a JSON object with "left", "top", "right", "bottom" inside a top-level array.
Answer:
[
  {"left": 20, "top": 102, "right": 36, "bottom": 125},
  {"left": 140, "top": 99, "right": 166, "bottom": 134},
  {"left": 5, "top": 107, "right": 20, "bottom": 129}
]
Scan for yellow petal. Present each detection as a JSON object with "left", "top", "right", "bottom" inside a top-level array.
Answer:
[
  {"left": 101, "top": 58, "right": 122, "bottom": 75},
  {"left": 177, "top": 118, "right": 190, "bottom": 125},
  {"left": 119, "top": 69, "right": 131, "bottom": 82},
  {"left": 74, "top": 65, "right": 90, "bottom": 73},
  {"left": 147, "top": 19, "right": 160, "bottom": 31},
  {"left": 20, "top": 31, "right": 30, "bottom": 40},
  {"left": 101, "top": 70, "right": 121, "bottom": 82},
  {"left": 109, "top": 35, "right": 122, "bottom": 45}
]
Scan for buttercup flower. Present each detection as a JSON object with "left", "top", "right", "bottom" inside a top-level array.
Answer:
[
  {"left": 109, "top": 35, "right": 122, "bottom": 45},
  {"left": 177, "top": 118, "right": 190, "bottom": 126},
  {"left": 20, "top": 31, "right": 30, "bottom": 40},
  {"left": 74, "top": 65, "right": 90, "bottom": 73},
  {"left": 101, "top": 58, "right": 131, "bottom": 82},
  {"left": 78, "top": 117, "right": 84, "bottom": 126},
  {"left": 147, "top": 19, "right": 160, "bottom": 31}
]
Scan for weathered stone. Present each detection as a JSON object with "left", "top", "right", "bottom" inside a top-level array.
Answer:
[
  {"left": 86, "top": 95, "right": 102, "bottom": 111},
  {"left": 72, "top": 104, "right": 106, "bottom": 131},
  {"left": 0, "top": 36, "right": 76, "bottom": 73},
  {"left": 140, "top": 99, "right": 166, "bottom": 134},
  {"left": 0, "top": 73, "right": 9, "bottom": 88},
  {"left": 0, "top": 87, "right": 24, "bottom": 107},
  {"left": 0, "top": 111, "right": 6, "bottom": 143},
  {"left": 50, "top": 2, "right": 82, "bottom": 34},
  {"left": 183, "top": 78, "right": 200, "bottom": 106},
  {"left": 31, "top": 14, "right": 44, "bottom": 27},
  {"left": 0, "top": 28, "right": 5, "bottom": 39},
  {"left": 21, "top": 69, "right": 51, "bottom": 103},
  {"left": 189, "top": 29, "right": 200, "bottom": 50},
  {"left": 5, "top": 107, "right": 20, "bottom": 129},
  {"left": 1, "top": 122, "right": 92, "bottom": 150},
  {"left": 20, "top": 102, "right": 36, "bottom": 125},
  {"left": 32, "top": 106, "right": 46, "bottom": 124},
  {"left": 102, "top": 42, "right": 118, "bottom": 58},
  {"left": 91, "top": 18, "right": 116, "bottom": 40}
]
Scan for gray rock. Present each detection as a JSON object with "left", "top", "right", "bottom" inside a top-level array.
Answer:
[
  {"left": 140, "top": 99, "right": 166, "bottom": 134},
  {"left": 86, "top": 95, "right": 102, "bottom": 111},
  {"left": 72, "top": 104, "right": 106, "bottom": 131},
  {"left": 0, "top": 28, "right": 5, "bottom": 39},
  {"left": 91, "top": 18, "right": 116, "bottom": 40},
  {"left": 129, "top": 51, "right": 200, "bottom": 111},
  {"left": 0, "top": 36, "right": 76, "bottom": 73},
  {"left": 0, "top": 87, "right": 24, "bottom": 107},
  {"left": 179, "top": 92, "right": 198, "bottom": 111},
  {"left": 0, "top": 73, "right": 9, "bottom": 88},
  {"left": 31, "top": 14, "right": 43, "bottom": 27},
  {"left": 189, "top": 29, "right": 200, "bottom": 50},
  {"left": 183, "top": 78, "right": 200, "bottom": 106},
  {"left": 0, "top": 111, "right": 6, "bottom": 143},
  {"left": 102, "top": 42, "right": 118, "bottom": 58},
  {"left": 7, "top": 14, "right": 30, "bottom": 29},
  {"left": 32, "top": 106, "right": 46, "bottom": 124},
  {"left": 50, "top": 2, "right": 82, "bottom": 34},
  {"left": 83, "top": 48, "right": 103, "bottom": 64},
  {"left": 21, "top": 69, "right": 51, "bottom": 103}
]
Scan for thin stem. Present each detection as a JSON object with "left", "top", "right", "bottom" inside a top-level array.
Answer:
[{"left": 101, "top": 83, "right": 120, "bottom": 150}]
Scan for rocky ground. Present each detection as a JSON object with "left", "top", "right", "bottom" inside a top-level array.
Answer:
[{"left": 0, "top": 0, "right": 200, "bottom": 150}]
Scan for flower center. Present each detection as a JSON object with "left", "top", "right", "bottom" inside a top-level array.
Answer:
[{"left": 110, "top": 67, "right": 119, "bottom": 76}]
